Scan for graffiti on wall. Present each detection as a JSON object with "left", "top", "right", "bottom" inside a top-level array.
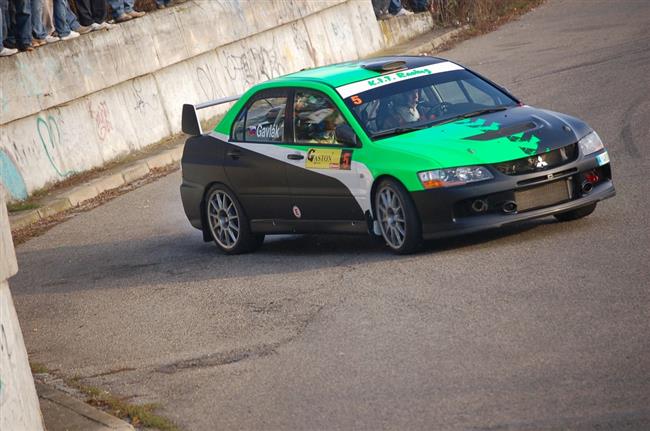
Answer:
[
  {"left": 36, "top": 115, "right": 76, "bottom": 178},
  {"left": 219, "top": 40, "right": 285, "bottom": 88},
  {"left": 132, "top": 80, "right": 150, "bottom": 113},
  {"left": 0, "top": 151, "right": 28, "bottom": 201},
  {"left": 196, "top": 64, "right": 219, "bottom": 100},
  {"left": 87, "top": 101, "right": 113, "bottom": 141},
  {"left": 1, "top": 96, "right": 9, "bottom": 115}
]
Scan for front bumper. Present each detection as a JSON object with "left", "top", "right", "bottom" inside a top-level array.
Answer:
[{"left": 411, "top": 150, "right": 616, "bottom": 240}]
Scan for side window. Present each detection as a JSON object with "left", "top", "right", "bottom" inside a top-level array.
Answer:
[
  {"left": 434, "top": 81, "right": 469, "bottom": 104},
  {"left": 294, "top": 90, "right": 348, "bottom": 145},
  {"left": 231, "top": 94, "right": 287, "bottom": 143}
]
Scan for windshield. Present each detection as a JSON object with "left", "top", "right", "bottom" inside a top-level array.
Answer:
[{"left": 342, "top": 69, "right": 518, "bottom": 139}]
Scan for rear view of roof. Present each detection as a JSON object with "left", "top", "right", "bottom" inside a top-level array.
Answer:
[{"left": 275, "top": 56, "right": 448, "bottom": 87}]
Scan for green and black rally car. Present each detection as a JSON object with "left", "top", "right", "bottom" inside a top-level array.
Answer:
[{"left": 180, "top": 56, "right": 615, "bottom": 254}]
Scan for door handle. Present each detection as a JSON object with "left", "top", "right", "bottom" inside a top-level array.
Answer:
[
  {"left": 227, "top": 149, "right": 241, "bottom": 160},
  {"left": 287, "top": 153, "right": 304, "bottom": 160}
]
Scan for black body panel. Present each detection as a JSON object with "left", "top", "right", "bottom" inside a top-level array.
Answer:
[
  {"left": 411, "top": 151, "right": 615, "bottom": 239},
  {"left": 221, "top": 142, "right": 292, "bottom": 220},
  {"left": 460, "top": 106, "right": 593, "bottom": 155},
  {"left": 285, "top": 160, "right": 365, "bottom": 221},
  {"left": 180, "top": 135, "right": 228, "bottom": 229},
  {"left": 181, "top": 134, "right": 367, "bottom": 235}
]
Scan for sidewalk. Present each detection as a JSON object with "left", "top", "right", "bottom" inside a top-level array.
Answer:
[
  {"left": 37, "top": 382, "right": 134, "bottom": 431},
  {"left": 9, "top": 137, "right": 184, "bottom": 233},
  {"left": 374, "top": 25, "right": 467, "bottom": 56}
]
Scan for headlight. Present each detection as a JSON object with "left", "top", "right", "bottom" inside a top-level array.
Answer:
[
  {"left": 578, "top": 131, "right": 604, "bottom": 156},
  {"left": 418, "top": 166, "right": 493, "bottom": 189}
]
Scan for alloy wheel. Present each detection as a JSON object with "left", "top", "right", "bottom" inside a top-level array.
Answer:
[
  {"left": 377, "top": 185, "right": 407, "bottom": 249},
  {"left": 207, "top": 190, "right": 240, "bottom": 249}
]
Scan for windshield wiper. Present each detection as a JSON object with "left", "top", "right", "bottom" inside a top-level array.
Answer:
[
  {"left": 433, "top": 106, "right": 510, "bottom": 126},
  {"left": 460, "top": 106, "right": 509, "bottom": 118},
  {"left": 371, "top": 125, "right": 429, "bottom": 139}
]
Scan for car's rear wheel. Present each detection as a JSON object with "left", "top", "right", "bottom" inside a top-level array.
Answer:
[
  {"left": 205, "top": 184, "right": 262, "bottom": 254},
  {"left": 554, "top": 202, "right": 597, "bottom": 222},
  {"left": 374, "top": 179, "right": 422, "bottom": 254}
]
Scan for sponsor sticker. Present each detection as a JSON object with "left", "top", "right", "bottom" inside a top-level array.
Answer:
[
  {"left": 596, "top": 151, "right": 610, "bottom": 166},
  {"left": 305, "top": 148, "right": 353, "bottom": 170},
  {"left": 339, "top": 150, "right": 352, "bottom": 170},
  {"left": 255, "top": 123, "right": 282, "bottom": 139},
  {"left": 336, "top": 62, "right": 464, "bottom": 99}
]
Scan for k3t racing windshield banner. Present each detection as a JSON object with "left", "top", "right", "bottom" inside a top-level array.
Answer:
[{"left": 335, "top": 61, "right": 464, "bottom": 98}]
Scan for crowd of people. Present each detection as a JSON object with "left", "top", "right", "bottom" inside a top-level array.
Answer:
[
  {"left": 372, "top": 0, "right": 430, "bottom": 19},
  {"left": 1, "top": 0, "right": 430, "bottom": 58},
  {"left": 0, "top": 0, "right": 173, "bottom": 57}
]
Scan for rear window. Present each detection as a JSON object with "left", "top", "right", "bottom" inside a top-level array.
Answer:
[{"left": 232, "top": 94, "right": 287, "bottom": 143}]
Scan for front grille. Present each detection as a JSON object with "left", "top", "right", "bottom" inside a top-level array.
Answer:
[
  {"left": 492, "top": 143, "right": 578, "bottom": 175},
  {"left": 515, "top": 178, "right": 573, "bottom": 212}
]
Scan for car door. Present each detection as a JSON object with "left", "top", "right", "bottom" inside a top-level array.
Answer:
[
  {"left": 284, "top": 88, "right": 366, "bottom": 222},
  {"left": 224, "top": 89, "right": 292, "bottom": 221}
]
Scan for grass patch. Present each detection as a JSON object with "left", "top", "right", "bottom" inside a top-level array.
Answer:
[
  {"left": 429, "top": 0, "right": 545, "bottom": 32},
  {"left": 7, "top": 201, "right": 40, "bottom": 212},
  {"left": 66, "top": 377, "right": 179, "bottom": 431},
  {"left": 30, "top": 362, "right": 50, "bottom": 374}
]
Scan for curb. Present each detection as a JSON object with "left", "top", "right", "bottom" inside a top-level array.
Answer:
[
  {"left": 377, "top": 25, "right": 469, "bottom": 56},
  {"left": 9, "top": 145, "right": 183, "bottom": 231},
  {"left": 405, "top": 25, "right": 469, "bottom": 54},
  {"left": 36, "top": 382, "right": 134, "bottom": 431}
]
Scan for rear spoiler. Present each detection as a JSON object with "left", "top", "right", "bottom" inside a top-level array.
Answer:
[{"left": 182, "top": 95, "right": 241, "bottom": 136}]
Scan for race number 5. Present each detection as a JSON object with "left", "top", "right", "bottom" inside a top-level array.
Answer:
[{"left": 351, "top": 95, "right": 363, "bottom": 105}]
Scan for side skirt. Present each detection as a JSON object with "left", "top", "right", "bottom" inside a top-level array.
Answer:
[{"left": 250, "top": 219, "right": 369, "bottom": 235}]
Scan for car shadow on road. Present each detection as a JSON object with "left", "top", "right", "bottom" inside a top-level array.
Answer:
[{"left": 12, "top": 217, "right": 572, "bottom": 295}]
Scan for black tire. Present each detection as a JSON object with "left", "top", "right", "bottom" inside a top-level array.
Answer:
[
  {"left": 554, "top": 202, "right": 597, "bottom": 222},
  {"left": 204, "top": 184, "right": 259, "bottom": 254},
  {"left": 374, "top": 178, "right": 422, "bottom": 254}
]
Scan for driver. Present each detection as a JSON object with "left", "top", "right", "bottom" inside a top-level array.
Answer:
[{"left": 395, "top": 89, "right": 421, "bottom": 124}]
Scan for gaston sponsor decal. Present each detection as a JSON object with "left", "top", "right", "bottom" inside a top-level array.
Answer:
[{"left": 306, "top": 148, "right": 353, "bottom": 170}]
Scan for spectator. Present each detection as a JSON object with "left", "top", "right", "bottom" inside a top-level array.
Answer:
[
  {"left": 75, "top": 0, "right": 109, "bottom": 30},
  {"left": 106, "top": 0, "right": 145, "bottom": 23},
  {"left": 65, "top": 0, "right": 92, "bottom": 32},
  {"left": 155, "top": 0, "right": 173, "bottom": 9},
  {"left": 30, "top": 0, "right": 47, "bottom": 46},
  {"left": 5, "top": 0, "right": 33, "bottom": 51},
  {"left": 1, "top": 0, "right": 19, "bottom": 56},
  {"left": 372, "top": 0, "right": 390, "bottom": 19},
  {"left": 52, "top": 0, "right": 79, "bottom": 40},
  {"left": 41, "top": 0, "right": 52, "bottom": 32},
  {"left": 389, "top": 0, "right": 413, "bottom": 16},
  {"left": 409, "top": 0, "right": 429, "bottom": 12}
]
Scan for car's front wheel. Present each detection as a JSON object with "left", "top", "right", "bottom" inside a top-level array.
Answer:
[
  {"left": 554, "top": 202, "right": 597, "bottom": 222},
  {"left": 374, "top": 179, "right": 422, "bottom": 254},
  {"left": 204, "top": 184, "right": 262, "bottom": 254}
]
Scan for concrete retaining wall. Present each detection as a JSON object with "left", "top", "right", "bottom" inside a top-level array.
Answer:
[
  {"left": 0, "top": 195, "right": 44, "bottom": 430},
  {"left": 1, "top": 0, "right": 435, "bottom": 202}
]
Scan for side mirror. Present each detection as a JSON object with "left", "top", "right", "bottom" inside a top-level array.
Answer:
[
  {"left": 335, "top": 124, "right": 359, "bottom": 147},
  {"left": 182, "top": 104, "right": 203, "bottom": 136}
]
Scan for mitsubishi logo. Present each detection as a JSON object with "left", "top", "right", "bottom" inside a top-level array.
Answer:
[{"left": 534, "top": 155, "right": 548, "bottom": 169}]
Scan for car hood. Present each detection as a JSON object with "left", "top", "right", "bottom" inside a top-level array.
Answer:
[{"left": 374, "top": 105, "right": 592, "bottom": 168}]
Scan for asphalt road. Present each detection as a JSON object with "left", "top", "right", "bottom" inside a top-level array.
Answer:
[{"left": 11, "top": 1, "right": 650, "bottom": 429}]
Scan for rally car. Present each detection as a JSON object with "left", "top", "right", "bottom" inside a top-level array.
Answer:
[{"left": 180, "top": 56, "right": 615, "bottom": 254}]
